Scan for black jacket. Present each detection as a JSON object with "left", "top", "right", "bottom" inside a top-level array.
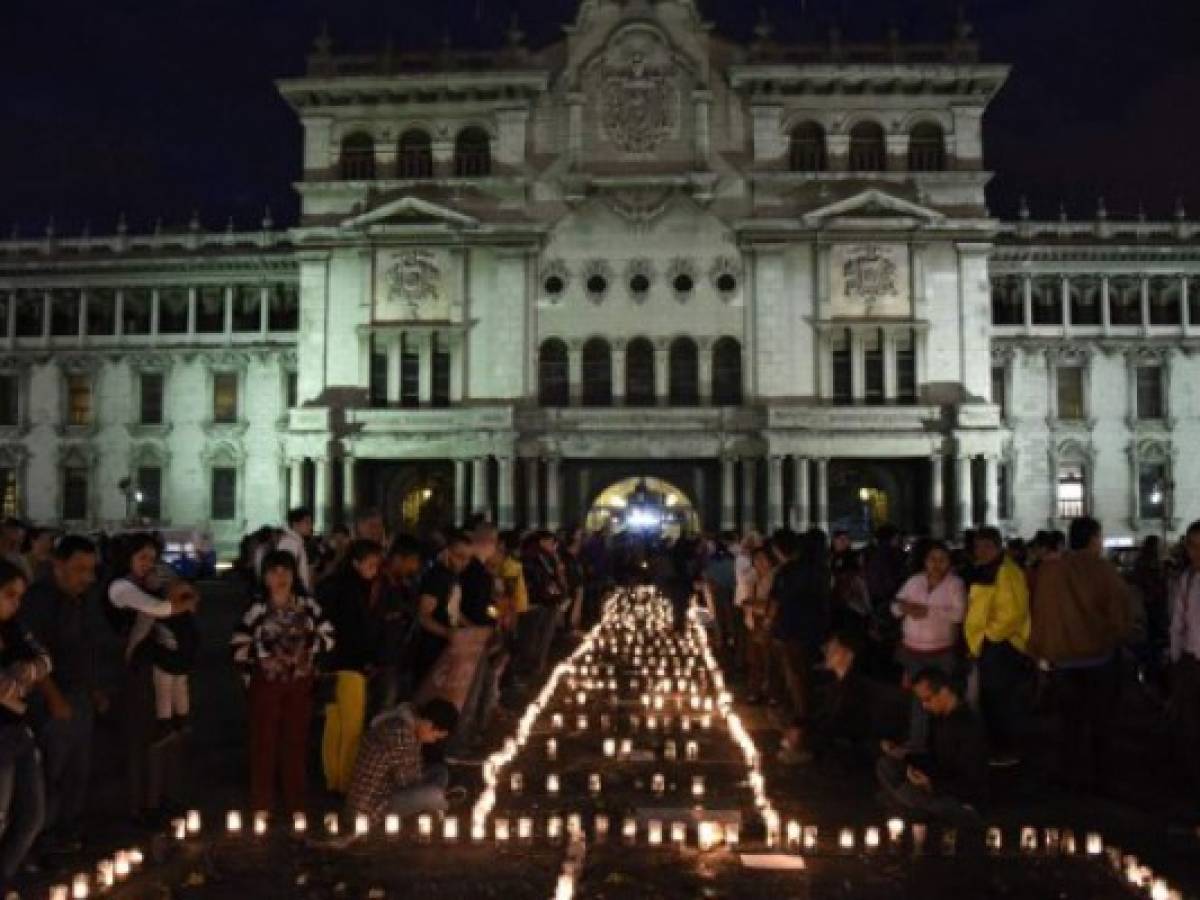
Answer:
[
  {"left": 316, "top": 568, "right": 375, "bottom": 673},
  {"left": 922, "top": 704, "right": 989, "bottom": 806}
]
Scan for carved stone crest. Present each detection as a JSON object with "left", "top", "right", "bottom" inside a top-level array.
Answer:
[
  {"left": 384, "top": 250, "right": 441, "bottom": 315},
  {"left": 599, "top": 31, "right": 679, "bottom": 154},
  {"left": 842, "top": 245, "right": 898, "bottom": 306}
]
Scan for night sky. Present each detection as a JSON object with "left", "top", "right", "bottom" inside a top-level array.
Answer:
[{"left": 2, "top": 0, "right": 1197, "bottom": 235}]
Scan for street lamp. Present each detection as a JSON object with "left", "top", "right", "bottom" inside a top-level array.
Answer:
[{"left": 858, "top": 487, "right": 871, "bottom": 540}]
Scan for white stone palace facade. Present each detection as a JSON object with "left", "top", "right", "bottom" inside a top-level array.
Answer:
[{"left": 1, "top": 0, "right": 1198, "bottom": 550}]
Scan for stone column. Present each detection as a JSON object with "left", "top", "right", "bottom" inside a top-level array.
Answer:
[
  {"left": 449, "top": 332, "right": 465, "bottom": 404},
  {"left": 1100, "top": 275, "right": 1112, "bottom": 336},
  {"left": 313, "top": 458, "right": 330, "bottom": 533},
  {"left": 767, "top": 455, "right": 784, "bottom": 530},
  {"left": 792, "top": 456, "right": 810, "bottom": 531},
  {"left": 186, "top": 286, "right": 197, "bottom": 336},
  {"left": 418, "top": 331, "right": 434, "bottom": 406},
  {"left": 814, "top": 458, "right": 830, "bottom": 533},
  {"left": 929, "top": 453, "right": 945, "bottom": 539},
  {"left": 882, "top": 330, "right": 898, "bottom": 401},
  {"left": 984, "top": 454, "right": 1000, "bottom": 525},
  {"left": 525, "top": 457, "right": 540, "bottom": 528},
  {"left": 472, "top": 456, "right": 490, "bottom": 520},
  {"left": 1022, "top": 275, "right": 1033, "bottom": 335},
  {"left": 387, "top": 334, "right": 401, "bottom": 405},
  {"left": 1061, "top": 275, "right": 1072, "bottom": 331},
  {"left": 698, "top": 339, "right": 714, "bottom": 406},
  {"left": 741, "top": 457, "right": 757, "bottom": 533},
  {"left": 568, "top": 340, "right": 583, "bottom": 406},
  {"left": 1181, "top": 276, "right": 1191, "bottom": 333},
  {"left": 1140, "top": 276, "right": 1152, "bottom": 335},
  {"left": 454, "top": 459, "right": 468, "bottom": 527},
  {"left": 720, "top": 455, "right": 736, "bottom": 532},
  {"left": 654, "top": 344, "right": 669, "bottom": 406},
  {"left": 850, "top": 329, "right": 866, "bottom": 402},
  {"left": 497, "top": 456, "right": 515, "bottom": 529},
  {"left": 546, "top": 456, "right": 562, "bottom": 531},
  {"left": 289, "top": 459, "right": 305, "bottom": 510},
  {"left": 612, "top": 342, "right": 627, "bottom": 405},
  {"left": 342, "top": 456, "right": 356, "bottom": 521},
  {"left": 957, "top": 455, "right": 974, "bottom": 536}
]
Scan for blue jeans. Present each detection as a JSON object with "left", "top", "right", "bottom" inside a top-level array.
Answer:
[
  {"left": 37, "top": 692, "right": 94, "bottom": 835},
  {"left": 0, "top": 728, "right": 46, "bottom": 881},
  {"left": 384, "top": 764, "right": 449, "bottom": 818},
  {"left": 875, "top": 754, "right": 980, "bottom": 826}
]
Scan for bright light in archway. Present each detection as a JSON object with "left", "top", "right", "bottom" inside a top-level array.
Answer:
[{"left": 627, "top": 508, "right": 662, "bottom": 530}]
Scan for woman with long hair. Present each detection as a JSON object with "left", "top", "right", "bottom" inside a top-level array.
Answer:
[{"left": 231, "top": 550, "right": 334, "bottom": 814}]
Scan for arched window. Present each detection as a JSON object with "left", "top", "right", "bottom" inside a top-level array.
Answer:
[
  {"left": 397, "top": 129, "right": 433, "bottom": 179},
  {"left": 339, "top": 131, "right": 376, "bottom": 180},
  {"left": 712, "top": 337, "right": 743, "bottom": 406},
  {"left": 454, "top": 127, "right": 491, "bottom": 177},
  {"left": 668, "top": 337, "right": 699, "bottom": 407},
  {"left": 538, "top": 339, "right": 569, "bottom": 407},
  {"left": 581, "top": 338, "right": 612, "bottom": 407},
  {"left": 848, "top": 121, "right": 886, "bottom": 172},
  {"left": 625, "top": 338, "right": 656, "bottom": 408},
  {"left": 788, "top": 122, "right": 826, "bottom": 172},
  {"left": 908, "top": 122, "right": 946, "bottom": 172}
]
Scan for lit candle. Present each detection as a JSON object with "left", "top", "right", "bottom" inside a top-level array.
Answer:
[
  {"left": 226, "top": 810, "right": 243, "bottom": 834},
  {"left": 803, "top": 826, "right": 818, "bottom": 851},
  {"left": 547, "top": 774, "right": 561, "bottom": 795},
  {"left": 50, "top": 885, "right": 69, "bottom": 900},
  {"left": 511, "top": 772, "right": 524, "bottom": 794},
  {"left": 986, "top": 827, "right": 1003, "bottom": 853},
  {"left": 172, "top": 818, "right": 187, "bottom": 841},
  {"left": 554, "top": 874, "right": 575, "bottom": 900},
  {"left": 293, "top": 812, "right": 307, "bottom": 834},
  {"left": 647, "top": 715, "right": 658, "bottom": 731},
  {"left": 418, "top": 814, "right": 433, "bottom": 842},
  {"left": 648, "top": 820, "right": 663, "bottom": 846},
  {"left": 619, "top": 738, "right": 632, "bottom": 757},
  {"left": 518, "top": 817, "right": 533, "bottom": 842},
  {"left": 471, "top": 819, "right": 486, "bottom": 842},
  {"left": 685, "top": 741, "right": 699, "bottom": 761},
  {"left": 603, "top": 738, "right": 616, "bottom": 758},
  {"left": 576, "top": 691, "right": 587, "bottom": 706},
  {"left": 786, "top": 820, "right": 802, "bottom": 850},
  {"left": 253, "top": 811, "right": 268, "bottom": 835},
  {"left": 1020, "top": 827, "right": 1037, "bottom": 853},
  {"left": 671, "top": 822, "right": 686, "bottom": 846},
  {"left": 547, "top": 816, "right": 562, "bottom": 842},
  {"left": 443, "top": 816, "right": 459, "bottom": 842},
  {"left": 1043, "top": 828, "right": 1060, "bottom": 854},
  {"left": 595, "top": 815, "right": 610, "bottom": 841},
  {"left": 1061, "top": 830, "right": 1076, "bottom": 855},
  {"left": 71, "top": 873, "right": 89, "bottom": 899},
  {"left": 1086, "top": 832, "right": 1103, "bottom": 855},
  {"left": 600, "top": 713, "right": 612, "bottom": 730},
  {"left": 664, "top": 741, "right": 677, "bottom": 761},
  {"left": 941, "top": 828, "right": 957, "bottom": 856},
  {"left": 355, "top": 814, "right": 370, "bottom": 836},
  {"left": 567, "top": 813, "right": 582, "bottom": 838},
  {"left": 186, "top": 810, "right": 202, "bottom": 834},
  {"left": 725, "top": 823, "right": 739, "bottom": 848},
  {"left": 576, "top": 715, "right": 588, "bottom": 731},
  {"left": 588, "top": 773, "right": 602, "bottom": 795},
  {"left": 681, "top": 716, "right": 692, "bottom": 732},
  {"left": 97, "top": 860, "right": 115, "bottom": 889},
  {"left": 546, "top": 738, "right": 558, "bottom": 760},
  {"left": 324, "top": 813, "right": 339, "bottom": 835},
  {"left": 888, "top": 818, "right": 905, "bottom": 844},
  {"left": 865, "top": 827, "right": 881, "bottom": 851},
  {"left": 385, "top": 814, "right": 401, "bottom": 836},
  {"left": 839, "top": 828, "right": 855, "bottom": 852},
  {"left": 652, "top": 773, "right": 666, "bottom": 796},
  {"left": 701, "top": 715, "right": 712, "bottom": 730},
  {"left": 552, "top": 713, "right": 564, "bottom": 730},
  {"left": 622, "top": 817, "right": 637, "bottom": 844},
  {"left": 113, "top": 851, "right": 131, "bottom": 879},
  {"left": 128, "top": 848, "right": 143, "bottom": 867},
  {"left": 495, "top": 817, "right": 511, "bottom": 842},
  {"left": 691, "top": 776, "right": 705, "bottom": 798}
]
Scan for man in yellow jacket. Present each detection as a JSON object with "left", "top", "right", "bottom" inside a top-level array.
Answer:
[{"left": 964, "top": 526, "right": 1030, "bottom": 767}]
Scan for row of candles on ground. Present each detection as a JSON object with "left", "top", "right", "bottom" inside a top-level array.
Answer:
[
  {"left": 546, "top": 712, "right": 715, "bottom": 735},
  {"left": 512, "top": 769, "right": 708, "bottom": 798},
  {"left": 46, "top": 847, "right": 144, "bottom": 899}
]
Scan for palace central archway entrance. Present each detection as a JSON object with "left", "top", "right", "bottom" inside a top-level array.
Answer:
[{"left": 586, "top": 476, "right": 699, "bottom": 539}]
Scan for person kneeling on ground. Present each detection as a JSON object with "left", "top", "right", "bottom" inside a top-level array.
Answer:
[
  {"left": 342, "top": 699, "right": 462, "bottom": 834},
  {"left": 875, "top": 668, "right": 987, "bottom": 826}
]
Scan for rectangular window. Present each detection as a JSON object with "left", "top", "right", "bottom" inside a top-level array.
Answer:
[
  {"left": 137, "top": 466, "right": 162, "bottom": 521},
  {"left": 213, "top": 373, "right": 238, "bottom": 423},
  {"left": 1056, "top": 463, "right": 1086, "bottom": 519},
  {"left": 232, "top": 285, "right": 261, "bottom": 332},
  {"left": 1138, "top": 463, "right": 1167, "bottom": 520},
  {"left": 400, "top": 336, "right": 420, "bottom": 408},
  {"left": 285, "top": 372, "right": 298, "bottom": 410},
  {"left": 831, "top": 330, "right": 852, "bottom": 404},
  {"left": 62, "top": 467, "right": 88, "bottom": 521},
  {"left": 0, "top": 467, "right": 16, "bottom": 518},
  {"left": 195, "top": 286, "right": 225, "bottom": 333},
  {"left": 267, "top": 284, "right": 299, "bottom": 332},
  {"left": 86, "top": 288, "right": 117, "bottom": 336},
  {"left": 369, "top": 339, "right": 388, "bottom": 407},
  {"left": 863, "top": 330, "right": 884, "bottom": 405},
  {"left": 0, "top": 376, "right": 18, "bottom": 427},
  {"left": 991, "top": 366, "right": 1008, "bottom": 418},
  {"left": 66, "top": 375, "right": 92, "bottom": 427},
  {"left": 140, "top": 373, "right": 164, "bottom": 425},
  {"left": 50, "top": 289, "right": 81, "bottom": 337},
  {"left": 122, "top": 288, "right": 152, "bottom": 335},
  {"left": 1136, "top": 366, "right": 1164, "bottom": 421},
  {"left": 1056, "top": 366, "right": 1085, "bottom": 421},
  {"left": 0, "top": 292, "right": 8, "bottom": 338},
  {"left": 14, "top": 290, "right": 44, "bottom": 337},
  {"left": 432, "top": 336, "right": 451, "bottom": 408},
  {"left": 158, "top": 287, "right": 189, "bottom": 334},
  {"left": 211, "top": 467, "right": 237, "bottom": 521},
  {"left": 896, "top": 331, "right": 916, "bottom": 403}
]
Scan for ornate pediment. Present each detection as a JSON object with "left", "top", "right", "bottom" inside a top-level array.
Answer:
[
  {"left": 340, "top": 197, "right": 479, "bottom": 231},
  {"left": 801, "top": 189, "right": 946, "bottom": 228}
]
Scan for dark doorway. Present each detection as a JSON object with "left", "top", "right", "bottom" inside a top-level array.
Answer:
[{"left": 828, "top": 459, "right": 929, "bottom": 540}]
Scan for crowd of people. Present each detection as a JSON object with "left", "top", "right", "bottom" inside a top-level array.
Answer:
[{"left": 0, "top": 509, "right": 1197, "bottom": 889}]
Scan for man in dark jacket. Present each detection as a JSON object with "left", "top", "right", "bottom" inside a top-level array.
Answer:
[
  {"left": 876, "top": 668, "right": 987, "bottom": 825},
  {"left": 769, "top": 528, "right": 832, "bottom": 763},
  {"left": 1028, "top": 516, "right": 1131, "bottom": 793},
  {"left": 371, "top": 535, "right": 423, "bottom": 712}
]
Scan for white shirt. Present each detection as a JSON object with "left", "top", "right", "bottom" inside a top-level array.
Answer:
[
  {"left": 275, "top": 528, "right": 311, "bottom": 593},
  {"left": 1169, "top": 567, "right": 1200, "bottom": 663},
  {"left": 893, "top": 572, "right": 967, "bottom": 653},
  {"left": 109, "top": 578, "right": 175, "bottom": 661},
  {"left": 734, "top": 552, "right": 756, "bottom": 607}
]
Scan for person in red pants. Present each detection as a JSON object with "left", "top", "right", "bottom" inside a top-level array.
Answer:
[{"left": 231, "top": 550, "right": 335, "bottom": 815}]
